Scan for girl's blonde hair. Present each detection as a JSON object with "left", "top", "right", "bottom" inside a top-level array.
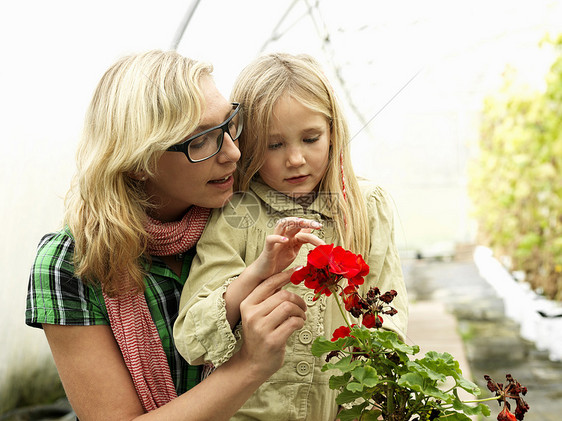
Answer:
[
  {"left": 64, "top": 50, "right": 213, "bottom": 294},
  {"left": 231, "top": 53, "right": 369, "bottom": 256}
]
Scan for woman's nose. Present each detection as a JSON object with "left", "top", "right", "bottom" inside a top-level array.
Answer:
[{"left": 218, "top": 132, "right": 241, "bottom": 164}]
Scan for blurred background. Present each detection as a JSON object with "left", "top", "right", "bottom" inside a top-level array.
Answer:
[{"left": 1, "top": 0, "right": 561, "bottom": 415}]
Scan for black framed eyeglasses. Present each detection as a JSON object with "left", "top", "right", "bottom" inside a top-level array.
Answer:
[{"left": 167, "top": 103, "right": 242, "bottom": 163}]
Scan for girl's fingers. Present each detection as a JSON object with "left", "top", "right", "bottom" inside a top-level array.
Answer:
[
  {"left": 294, "top": 232, "right": 325, "bottom": 247},
  {"left": 263, "top": 230, "right": 324, "bottom": 253},
  {"left": 274, "top": 217, "right": 322, "bottom": 237},
  {"left": 263, "top": 234, "right": 290, "bottom": 252}
]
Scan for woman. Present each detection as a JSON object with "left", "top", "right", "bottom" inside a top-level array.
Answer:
[{"left": 25, "top": 50, "right": 308, "bottom": 420}]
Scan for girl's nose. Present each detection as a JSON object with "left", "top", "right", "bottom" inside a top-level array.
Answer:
[
  {"left": 286, "top": 146, "right": 305, "bottom": 167},
  {"left": 218, "top": 132, "right": 241, "bottom": 164}
]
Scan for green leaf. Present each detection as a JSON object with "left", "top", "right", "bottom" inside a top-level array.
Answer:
[
  {"left": 415, "top": 351, "right": 463, "bottom": 380},
  {"left": 455, "top": 377, "right": 481, "bottom": 396},
  {"left": 346, "top": 365, "right": 379, "bottom": 392},
  {"left": 435, "top": 411, "right": 472, "bottom": 421},
  {"left": 368, "top": 330, "right": 420, "bottom": 360},
  {"left": 335, "top": 388, "right": 362, "bottom": 405},
  {"left": 311, "top": 336, "right": 343, "bottom": 356},
  {"left": 329, "top": 372, "right": 351, "bottom": 390},
  {"left": 451, "top": 397, "right": 491, "bottom": 417},
  {"left": 405, "top": 360, "right": 447, "bottom": 383},
  {"left": 361, "top": 409, "right": 383, "bottom": 421},
  {"left": 347, "top": 381, "right": 364, "bottom": 393},
  {"left": 336, "top": 401, "right": 370, "bottom": 421},
  {"left": 322, "top": 355, "right": 362, "bottom": 373},
  {"left": 397, "top": 372, "right": 450, "bottom": 401},
  {"left": 350, "top": 365, "right": 379, "bottom": 388}
]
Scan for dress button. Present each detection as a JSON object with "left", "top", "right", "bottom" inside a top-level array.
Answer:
[
  {"left": 296, "top": 361, "right": 311, "bottom": 376},
  {"left": 304, "top": 292, "right": 316, "bottom": 306},
  {"left": 298, "top": 329, "right": 313, "bottom": 344}
]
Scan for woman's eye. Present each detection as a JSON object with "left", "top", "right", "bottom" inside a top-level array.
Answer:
[
  {"left": 303, "top": 137, "right": 320, "bottom": 143},
  {"left": 190, "top": 136, "right": 211, "bottom": 150}
]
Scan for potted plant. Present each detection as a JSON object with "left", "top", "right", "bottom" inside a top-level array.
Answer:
[{"left": 290, "top": 244, "right": 529, "bottom": 421}]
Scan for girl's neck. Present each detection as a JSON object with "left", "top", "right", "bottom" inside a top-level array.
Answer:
[{"left": 293, "top": 192, "right": 317, "bottom": 209}]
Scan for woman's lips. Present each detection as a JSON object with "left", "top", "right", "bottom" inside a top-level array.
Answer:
[{"left": 208, "top": 174, "right": 234, "bottom": 189}]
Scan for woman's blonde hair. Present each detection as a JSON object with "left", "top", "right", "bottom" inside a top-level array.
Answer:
[
  {"left": 64, "top": 50, "right": 213, "bottom": 294},
  {"left": 231, "top": 53, "right": 369, "bottom": 256}
]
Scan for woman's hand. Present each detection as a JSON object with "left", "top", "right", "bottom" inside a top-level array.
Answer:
[
  {"left": 237, "top": 268, "right": 307, "bottom": 377},
  {"left": 167, "top": 270, "right": 307, "bottom": 421}
]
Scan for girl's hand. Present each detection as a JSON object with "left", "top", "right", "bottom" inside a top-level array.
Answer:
[
  {"left": 223, "top": 217, "right": 323, "bottom": 329},
  {"left": 250, "top": 217, "right": 325, "bottom": 281}
]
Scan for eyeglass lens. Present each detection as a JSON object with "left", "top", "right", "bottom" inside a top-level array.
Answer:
[{"left": 188, "top": 106, "right": 242, "bottom": 162}]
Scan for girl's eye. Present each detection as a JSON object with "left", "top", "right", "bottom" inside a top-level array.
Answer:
[
  {"left": 304, "top": 137, "right": 320, "bottom": 143},
  {"left": 268, "top": 142, "right": 282, "bottom": 150}
]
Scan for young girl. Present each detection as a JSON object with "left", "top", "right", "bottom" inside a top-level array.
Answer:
[{"left": 174, "top": 53, "right": 408, "bottom": 421}]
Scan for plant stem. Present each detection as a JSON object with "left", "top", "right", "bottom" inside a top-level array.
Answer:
[
  {"left": 332, "top": 286, "right": 352, "bottom": 328},
  {"left": 462, "top": 396, "right": 501, "bottom": 404}
]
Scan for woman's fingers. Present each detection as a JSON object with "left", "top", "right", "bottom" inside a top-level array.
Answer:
[
  {"left": 269, "top": 312, "right": 306, "bottom": 345},
  {"left": 242, "top": 271, "right": 306, "bottom": 312},
  {"left": 239, "top": 270, "right": 308, "bottom": 374},
  {"left": 241, "top": 293, "right": 305, "bottom": 360},
  {"left": 243, "top": 270, "right": 292, "bottom": 304},
  {"left": 241, "top": 270, "right": 307, "bottom": 331},
  {"left": 259, "top": 291, "right": 307, "bottom": 331}
]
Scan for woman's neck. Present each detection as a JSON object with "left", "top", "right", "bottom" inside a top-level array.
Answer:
[{"left": 147, "top": 205, "right": 193, "bottom": 223}]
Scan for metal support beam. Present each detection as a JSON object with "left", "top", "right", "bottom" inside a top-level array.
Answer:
[{"left": 170, "top": 0, "right": 202, "bottom": 50}]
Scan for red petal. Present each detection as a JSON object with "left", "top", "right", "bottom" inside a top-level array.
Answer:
[{"left": 308, "top": 244, "right": 333, "bottom": 268}]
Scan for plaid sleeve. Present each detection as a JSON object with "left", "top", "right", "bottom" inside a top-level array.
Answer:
[{"left": 25, "top": 230, "right": 109, "bottom": 328}]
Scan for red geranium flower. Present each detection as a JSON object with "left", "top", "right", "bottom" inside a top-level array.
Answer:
[
  {"left": 342, "top": 290, "right": 361, "bottom": 313},
  {"left": 331, "top": 324, "right": 357, "bottom": 341},
  {"left": 484, "top": 374, "right": 529, "bottom": 420},
  {"left": 291, "top": 244, "right": 369, "bottom": 299},
  {"left": 362, "top": 313, "right": 383, "bottom": 329},
  {"left": 497, "top": 406, "right": 516, "bottom": 421}
]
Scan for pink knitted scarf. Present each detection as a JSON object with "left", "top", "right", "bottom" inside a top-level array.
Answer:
[{"left": 103, "top": 206, "right": 211, "bottom": 412}]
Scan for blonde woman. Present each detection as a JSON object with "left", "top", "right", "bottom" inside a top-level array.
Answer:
[
  {"left": 174, "top": 53, "right": 409, "bottom": 420},
  {"left": 25, "top": 50, "right": 310, "bottom": 421}
]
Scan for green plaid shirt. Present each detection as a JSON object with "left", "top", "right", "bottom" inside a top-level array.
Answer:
[{"left": 25, "top": 228, "right": 202, "bottom": 394}]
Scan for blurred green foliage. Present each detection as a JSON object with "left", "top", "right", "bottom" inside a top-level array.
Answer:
[
  {"left": 0, "top": 355, "right": 65, "bottom": 415},
  {"left": 470, "top": 34, "right": 562, "bottom": 301}
]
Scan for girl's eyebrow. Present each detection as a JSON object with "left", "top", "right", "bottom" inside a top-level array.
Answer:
[
  {"left": 268, "top": 133, "right": 284, "bottom": 141},
  {"left": 302, "top": 126, "right": 324, "bottom": 134},
  {"left": 269, "top": 125, "right": 325, "bottom": 138}
]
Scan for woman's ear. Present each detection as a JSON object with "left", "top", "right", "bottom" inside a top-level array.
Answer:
[{"left": 128, "top": 171, "right": 147, "bottom": 181}]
